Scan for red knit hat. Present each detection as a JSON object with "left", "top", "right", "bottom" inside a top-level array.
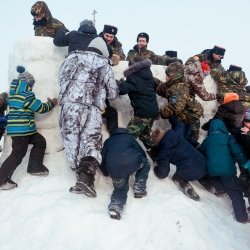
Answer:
[
  {"left": 201, "top": 61, "right": 210, "bottom": 76},
  {"left": 223, "top": 93, "right": 239, "bottom": 104}
]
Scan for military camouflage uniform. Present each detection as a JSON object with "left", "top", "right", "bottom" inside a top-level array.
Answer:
[
  {"left": 185, "top": 50, "right": 226, "bottom": 82},
  {"left": 0, "top": 92, "right": 8, "bottom": 141},
  {"left": 156, "top": 62, "right": 204, "bottom": 140},
  {"left": 99, "top": 32, "right": 126, "bottom": 60},
  {"left": 184, "top": 61, "right": 216, "bottom": 101},
  {"left": 219, "top": 70, "right": 250, "bottom": 107},
  {"left": 127, "top": 45, "right": 182, "bottom": 65},
  {"left": 31, "top": 1, "right": 66, "bottom": 38}
]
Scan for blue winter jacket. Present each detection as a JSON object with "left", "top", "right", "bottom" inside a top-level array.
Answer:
[
  {"left": 7, "top": 79, "right": 54, "bottom": 136},
  {"left": 154, "top": 118, "right": 206, "bottom": 181},
  {"left": 199, "top": 119, "right": 248, "bottom": 176},
  {"left": 100, "top": 128, "right": 147, "bottom": 178}
]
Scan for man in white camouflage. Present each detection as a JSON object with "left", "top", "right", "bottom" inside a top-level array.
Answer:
[{"left": 58, "top": 37, "right": 119, "bottom": 197}]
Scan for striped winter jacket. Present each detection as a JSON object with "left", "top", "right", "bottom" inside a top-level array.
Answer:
[{"left": 7, "top": 79, "right": 54, "bottom": 136}]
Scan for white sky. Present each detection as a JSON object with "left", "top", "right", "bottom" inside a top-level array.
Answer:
[{"left": 1, "top": 0, "right": 250, "bottom": 91}]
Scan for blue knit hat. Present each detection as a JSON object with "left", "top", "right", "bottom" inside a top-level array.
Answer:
[{"left": 244, "top": 107, "right": 250, "bottom": 122}]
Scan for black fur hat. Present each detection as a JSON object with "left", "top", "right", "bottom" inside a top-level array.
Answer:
[
  {"left": 103, "top": 25, "right": 118, "bottom": 35},
  {"left": 212, "top": 46, "right": 226, "bottom": 56},
  {"left": 165, "top": 51, "right": 177, "bottom": 57},
  {"left": 137, "top": 32, "right": 149, "bottom": 43},
  {"left": 228, "top": 64, "right": 242, "bottom": 71}
]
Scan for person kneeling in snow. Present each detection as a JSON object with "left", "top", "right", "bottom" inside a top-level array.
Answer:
[
  {"left": 100, "top": 127, "right": 150, "bottom": 220},
  {"left": 57, "top": 37, "right": 119, "bottom": 198},
  {"left": 152, "top": 118, "right": 207, "bottom": 201},
  {"left": 0, "top": 66, "right": 57, "bottom": 190},
  {"left": 199, "top": 119, "right": 250, "bottom": 224}
]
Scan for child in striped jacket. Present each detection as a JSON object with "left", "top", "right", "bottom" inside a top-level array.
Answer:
[{"left": 0, "top": 66, "right": 57, "bottom": 190}]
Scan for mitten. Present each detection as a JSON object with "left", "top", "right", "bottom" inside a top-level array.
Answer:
[
  {"left": 111, "top": 54, "right": 120, "bottom": 66},
  {"left": 47, "top": 97, "right": 58, "bottom": 107}
]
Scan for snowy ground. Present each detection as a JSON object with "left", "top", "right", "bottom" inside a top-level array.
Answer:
[
  {"left": 0, "top": 37, "right": 250, "bottom": 250},
  {"left": 0, "top": 150, "right": 250, "bottom": 250}
]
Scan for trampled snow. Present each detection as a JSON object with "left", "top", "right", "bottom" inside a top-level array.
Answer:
[{"left": 0, "top": 37, "right": 249, "bottom": 250}]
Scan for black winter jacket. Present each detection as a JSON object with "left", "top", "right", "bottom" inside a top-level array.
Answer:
[
  {"left": 118, "top": 59, "right": 159, "bottom": 118},
  {"left": 154, "top": 118, "right": 206, "bottom": 181},
  {"left": 202, "top": 100, "right": 245, "bottom": 135},
  {"left": 235, "top": 125, "right": 250, "bottom": 159},
  {"left": 100, "top": 128, "right": 147, "bottom": 178},
  {"left": 53, "top": 25, "right": 98, "bottom": 53}
]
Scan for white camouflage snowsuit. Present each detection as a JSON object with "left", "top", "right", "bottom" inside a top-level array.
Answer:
[{"left": 58, "top": 50, "right": 118, "bottom": 169}]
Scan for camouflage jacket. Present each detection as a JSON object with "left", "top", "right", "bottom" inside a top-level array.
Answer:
[
  {"left": 156, "top": 62, "right": 203, "bottom": 124},
  {"left": 185, "top": 50, "right": 227, "bottom": 82},
  {"left": 99, "top": 32, "right": 126, "bottom": 60},
  {"left": 184, "top": 61, "right": 216, "bottom": 101},
  {"left": 219, "top": 70, "right": 250, "bottom": 107},
  {"left": 127, "top": 45, "right": 182, "bottom": 65},
  {"left": 0, "top": 92, "right": 8, "bottom": 116},
  {"left": 31, "top": 1, "right": 66, "bottom": 38}
]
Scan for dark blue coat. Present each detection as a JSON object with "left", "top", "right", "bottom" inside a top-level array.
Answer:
[
  {"left": 53, "top": 25, "right": 98, "bottom": 53},
  {"left": 118, "top": 59, "right": 159, "bottom": 118},
  {"left": 154, "top": 118, "right": 206, "bottom": 181},
  {"left": 199, "top": 119, "right": 248, "bottom": 176},
  {"left": 235, "top": 125, "right": 250, "bottom": 159},
  {"left": 100, "top": 128, "right": 147, "bottom": 178}
]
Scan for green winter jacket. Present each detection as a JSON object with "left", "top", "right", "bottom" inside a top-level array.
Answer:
[{"left": 199, "top": 119, "right": 248, "bottom": 176}]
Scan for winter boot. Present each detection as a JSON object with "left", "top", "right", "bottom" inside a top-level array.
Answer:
[
  {"left": 172, "top": 173, "right": 200, "bottom": 201},
  {"left": 69, "top": 156, "right": 99, "bottom": 198},
  {"left": 0, "top": 178, "right": 17, "bottom": 190},
  {"left": 146, "top": 146, "right": 158, "bottom": 163},
  {"left": 197, "top": 175, "right": 217, "bottom": 194},
  {"left": 27, "top": 159, "right": 49, "bottom": 176},
  {"left": 240, "top": 217, "right": 250, "bottom": 224},
  {"left": 109, "top": 208, "right": 121, "bottom": 220},
  {"left": 133, "top": 179, "right": 147, "bottom": 198}
]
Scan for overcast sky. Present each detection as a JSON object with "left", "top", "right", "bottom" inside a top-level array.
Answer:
[{"left": 1, "top": 0, "right": 250, "bottom": 91}]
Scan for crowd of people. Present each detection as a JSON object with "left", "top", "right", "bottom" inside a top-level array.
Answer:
[{"left": 0, "top": 1, "right": 250, "bottom": 222}]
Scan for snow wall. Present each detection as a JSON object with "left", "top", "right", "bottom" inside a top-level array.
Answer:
[{"left": 1, "top": 37, "right": 218, "bottom": 164}]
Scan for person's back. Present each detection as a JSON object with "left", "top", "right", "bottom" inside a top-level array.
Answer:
[
  {"left": 53, "top": 20, "right": 98, "bottom": 53},
  {"left": 100, "top": 128, "right": 150, "bottom": 220}
]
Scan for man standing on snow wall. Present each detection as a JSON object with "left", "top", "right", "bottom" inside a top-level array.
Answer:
[{"left": 57, "top": 37, "right": 119, "bottom": 198}]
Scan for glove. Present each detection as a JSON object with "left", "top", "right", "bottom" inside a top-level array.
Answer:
[
  {"left": 47, "top": 97, "right": 58, "bottom": 107},
  {"left": 216, "top": 94, "right": 223, "bottom": 101},
  {"left": 242, "top": 160, "right": 250, "bottom": 171},
  {"left": 111, "top": 54, "right": 120, "bottom": 66}
]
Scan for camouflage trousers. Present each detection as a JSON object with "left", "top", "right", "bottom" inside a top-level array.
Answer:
[
  {"left": 187, "top": 119, "right": 200, "bottom": 141},
  {"left": 126, "top": 116, "right": 156, "bottom": 148},
  {"left": 59, "top": 103, "right": 102, "bottom": 170}
]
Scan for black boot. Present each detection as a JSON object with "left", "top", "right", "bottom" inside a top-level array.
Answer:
[
  {"left": 172, "top": 173, "right": 200, "bottom": 201},
  {"left": 69, "top": 156, "right": 99, "bottom": 198},
  {"left": 0, "top": 178, "right": 17, "bottom": 190},
  {"left": 109, "top": 208, "right": 121, "bottom": 220},
  {"left": 145, "top": 145, "right": 158, "bottom": 163},
  {"left": 27, "top": 159, "right": 49, "bottom": 176},
  {"left": 197, "top": 175, "right": 217, "bottom": 194}
]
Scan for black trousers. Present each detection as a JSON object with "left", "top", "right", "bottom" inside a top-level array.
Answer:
[{"left": 0, "top": 132, "right": 46, "bottom": 185}]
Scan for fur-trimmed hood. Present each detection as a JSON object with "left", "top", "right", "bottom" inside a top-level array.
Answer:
[{"left": 124, "top": 59, "right": 152, "bottom": 78}]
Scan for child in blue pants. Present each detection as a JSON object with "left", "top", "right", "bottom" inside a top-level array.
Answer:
[{"left": 100, "top": 127, "right": 150, "bottom": 220}]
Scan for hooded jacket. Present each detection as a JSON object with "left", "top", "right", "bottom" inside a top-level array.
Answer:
[
  {"left": 184, "top": 61, "right": 216, "bottom": 101},
  {"left": 202, "top": 100, "right": 245, "bottom": 135},
  {"left": 7, "top": 79, "right": 54, "bottom": 136},
  {"left": 154, "top": 118, "right": 206, "bottom": 181},
  {"left": 156, "top": 62, "right": 203, "bottom": 124},
  {"left": 99, "top": 32, "right": 126, "bottom": 60},
  {"left": 118, "top": 59, "right": 159, "bottom": 118},
  {"left": 199, "top": 119, "right": 248, "bottom": 176},
  {"left": 31, "top": 1, "right": 65, "bottom": 38},
  {"left": 58, "top": 45, "right": 118, "bottom": 111},
  {"left": 54, "top": 25, "right": 98, "bottom": 53},
  {"left": 100, "top": 128, "right": 147, "bottom": 178}
]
